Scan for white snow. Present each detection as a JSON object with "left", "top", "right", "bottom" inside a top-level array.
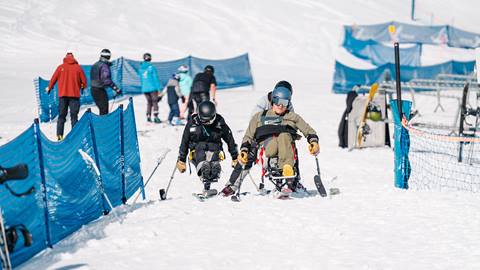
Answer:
[{"left": 0, "top": 0, "right": 479, "bottom": 269}]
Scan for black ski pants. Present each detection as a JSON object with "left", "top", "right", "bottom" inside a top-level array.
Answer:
[
  {"left": 57, "top": 97, "right": 80, "bottom": 137},
  {"left": 187, "top": 92, "right": 210, "bottom": 118},
  {"left": 91, "top": 87, "right": 109, "bottom": 115}
]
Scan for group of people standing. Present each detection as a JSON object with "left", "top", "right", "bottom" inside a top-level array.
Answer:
[
  {"left": 46, "top": 49, "right": 120, "bottom": 141},
  {"left": 46, "top": 49, "right": 216, "bottom": 140}
]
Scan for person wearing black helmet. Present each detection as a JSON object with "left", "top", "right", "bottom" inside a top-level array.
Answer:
[
  {"left": 251, "top": 80, "right": 294, "bottom": 115},
  {"left": 220, "top": 82, "right": 318, "bottom": 196},
  {"left": 187, "top": 65, "right": 217, "bottom": 118},
  {"left": 176, "top": 101, "right": 238, "bottom": 193},
  {"left": 139, "top": 52, "right": 162, "bottom": 123},
  {"left": 90, "top": 48, "right": 121, "bottom": 115}
]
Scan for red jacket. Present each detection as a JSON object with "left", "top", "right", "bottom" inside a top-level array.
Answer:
[{"left": 48, "top": 54, "right": 87, "bottom": 98}]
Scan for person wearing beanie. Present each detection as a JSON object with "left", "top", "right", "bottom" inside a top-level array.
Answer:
[
  {"left": 46, "top": 52, "right": 87, "bottom": 141},
  {"left": 90, "top": 48, "right": 121, "bottom": 115}
]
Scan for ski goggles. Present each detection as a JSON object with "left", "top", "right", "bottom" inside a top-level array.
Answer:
[{"left": 272, "top": 97, "right": 290, "bottom": 107}]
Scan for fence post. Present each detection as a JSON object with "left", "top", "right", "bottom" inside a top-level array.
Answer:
[
  {"left": 119, "top": 104, "right": 127, "bottom": 204},
  {"left": 33, "top": 119, "right": 52, "bottom": 248},
  {"left": 86, "top": 109, "right": 109, "bottom": 214}
]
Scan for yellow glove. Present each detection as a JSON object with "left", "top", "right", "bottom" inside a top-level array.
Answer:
[
  {"left": 231, "top": 159, "right": 238, "bottom": 168},
  {"left": 308, "top": 141, "right": 320, "bottom": 156},
  {"left": 238, "top": 151, "right": 248, "bottom": 165},
  {"left": 219, "top": 151, "right": 225, "bottom": 161},
  {"left": 188, "top": 150, "right": 195, "bottom": 161},
  {"left": 176, "top": 160, "right": 186, "bottom": 173}
]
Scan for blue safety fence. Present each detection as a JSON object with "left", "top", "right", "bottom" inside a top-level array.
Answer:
[
  {"left": 342, "top": 29, "right": 422, "bottom": 66},
  {"left": 332, "top": 60, "right": 475, "bottom": 94},
  {"left": 35, "top": 53, "right": 254, "bottom": 122},
  {"left": 0, "top": 98, "right": 143, "bottom": 268},
  {"left": 345, "top": 21, "right": 480, "bottom": 49},
  {"left": 390, "top": 100, "right": 412, "bottom": 189}
]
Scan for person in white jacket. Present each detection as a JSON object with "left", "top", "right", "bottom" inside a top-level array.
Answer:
[{"left": 251, "top": 80, "right": 294, "bottom": 116}]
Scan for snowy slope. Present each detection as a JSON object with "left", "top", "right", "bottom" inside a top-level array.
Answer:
[{"left": 0, "top": 0, "right": 480, "bottom": 269}]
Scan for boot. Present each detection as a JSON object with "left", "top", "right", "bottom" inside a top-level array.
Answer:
[
  {"left": 146, "top": 115, "right": 152, "bottom": 122},
  {"left": 153, "top": 117, "right": 161, "bottom": 123},
  {"left": 220, "top": 185, "right": 236, "bottom": 197},
  {"left": 282, "top": 164, "right": 294, "bottom": 177}
]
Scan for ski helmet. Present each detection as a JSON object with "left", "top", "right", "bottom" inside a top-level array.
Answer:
[
  {"left": 274, "top": 80, "right": 292, "bottom": 94},
  {"left": 197, "top": 101, "right": 216, "bottom": 124},
  {"left": 143, "top": 53, "right": 152, "bottom": 62},
  {"left": 204, "top": 65, "right": 215, "bottom": 74},
  {"left": 271, "top": 85, "right": 292, "bottom": 107},
  {"left": 100, "top": 48, "right": 111, "bottom": 60},
  {"left": 177, "top": 64, "right": 189, "bottom": 73}
]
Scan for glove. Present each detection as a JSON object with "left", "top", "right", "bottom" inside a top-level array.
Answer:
[
  {"left": 113, "top": 86, "right": 122, "bottom": 96},
  {"left": 218, "top": 151, "right": 225, "bottom": 161},
  {"left": 176, "top": 160, "right": 186, "bottom": 173},
  {"left": 308, "top": 141, "right": 320, "bottom": 156},
  {"left": 188, "top": 150, "right": 195, "bottom": 161},
  {"left": 231, "top": 159, "right": 238, "bottom": 168},
  {"left": 181, "top": 96, "right": 186, "bottom": 103},
  {"left": 238, "top": 151, "right": 248, "bottom": 165},
  {"left": 45, "top": 87, "right": 50, "bottom": 94}
]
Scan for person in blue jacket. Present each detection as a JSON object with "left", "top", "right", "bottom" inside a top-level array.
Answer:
[
  {"left": 139, "top": 53, "right": 161, "bottom": 123},
  {"left": 177, "top": 65, "right": 193, "bottom": 119}
]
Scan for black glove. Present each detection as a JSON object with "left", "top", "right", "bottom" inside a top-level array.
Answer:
[{"left": 181, "top": 96, "right": 186, "bottom": 103}]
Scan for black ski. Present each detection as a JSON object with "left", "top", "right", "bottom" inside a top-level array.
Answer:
[{"left": 313, "top": 157, "right": 327, "bottom": 197}]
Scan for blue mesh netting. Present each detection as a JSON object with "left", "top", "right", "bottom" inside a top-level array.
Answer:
[
  {"left": 35, "top": 54, "right": 253, "bottom": 122},
  {"left": 332, "top": 60, "right": 475, "bottom": 94},
  {"left": 0, "top": 99, "right": 143, "bottom": 268},
  {"left": 342, "top": 28, "right": 422, "bottom": 66},
  {"left": 345, "top": 22, "right": 480, "bottom": 48},
  {"left": 0, "top": 126, "right": 47, "bottom": 267}
]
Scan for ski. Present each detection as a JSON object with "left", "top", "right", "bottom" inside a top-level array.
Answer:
[
  {"left": 356, "top": 83, "right": 379, "bottom": 148},
  {"left": 314, "top": 175, "right": 327, "bottom": 197},
  {"left": 192, "top": 189, "right": 218, "bottom": 201}
]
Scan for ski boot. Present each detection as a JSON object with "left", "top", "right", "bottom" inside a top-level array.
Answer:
[
  {"left": 146, "top": 116, "right": 152, "bottom": 123},
  {"left": 220, "top": 185, "right": 236, "bottom": 197},
  {"left": 153, "top": 114, "right": 161, "bottom": 123}
]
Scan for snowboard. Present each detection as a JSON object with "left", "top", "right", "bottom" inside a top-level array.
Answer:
[{"left": 356, "top": 83, "right": 379, "bottom": 148}]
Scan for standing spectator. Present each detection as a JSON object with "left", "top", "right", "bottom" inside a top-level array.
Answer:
[
  {"left": 90, "top": 49, "right": 121, "bottom": 115},
  {"left": 177, "top": 65, "right": 192, "bottom": 119},
  {"left": 139, "top": 52, "right": 161, "bottom": 123},
  {"left": 46, "top": 52, "right": 87, "bottom": 141},
  {"left": 188, "top": 65, "right": 217, "bottom": 117},
  {"left": 162, "top": 74, "right": 185, "bottom": 125}
]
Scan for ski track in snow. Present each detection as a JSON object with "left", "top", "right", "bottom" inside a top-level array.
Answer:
[{"left": 0, "top": 0, "right": 479, "bottom": 269}]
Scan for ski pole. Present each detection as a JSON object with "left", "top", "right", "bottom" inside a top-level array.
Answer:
[
  {"left": 247, "top": 172, "right": 260, "bottom": 192},
  {"left": 109, "top": 93, "right": 118, "bottom": 112},
  {"left": 133, "top": 149, "right": 170, "bottom": 203},
  {"left": 78, "top": 150, "right": 122, "bottom": 223},
  {"left": 159, "top": 165, "right": 177, "bottom": 200}
]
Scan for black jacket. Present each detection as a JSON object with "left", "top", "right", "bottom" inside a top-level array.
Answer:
[{"left": 178, "top": 113, "right": 238, "bottom": 162}]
